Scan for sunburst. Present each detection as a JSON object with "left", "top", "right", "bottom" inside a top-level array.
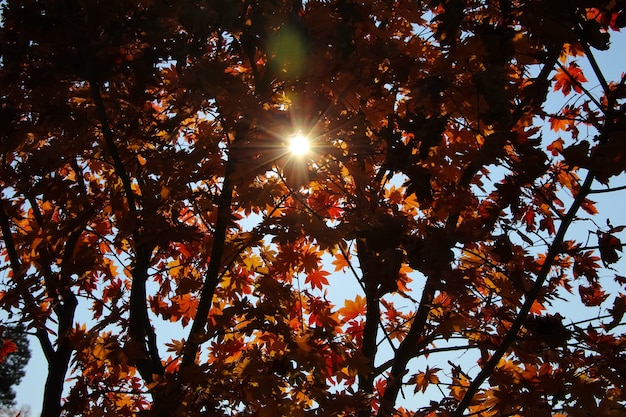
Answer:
[{"left": 287, "top": 133, "right": 311, "bottom": 156}]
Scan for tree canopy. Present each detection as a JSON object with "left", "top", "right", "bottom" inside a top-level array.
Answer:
[{"left": 1, "top": 0, "right": 626, "bottom": 416}]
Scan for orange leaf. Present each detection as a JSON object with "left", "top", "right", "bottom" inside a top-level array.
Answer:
[
  {"left": 560, "top": 43, "right": 585, "bottom": 62},
  {"left": 164, "top": 355, "right": 181, "bottom": 374},
  {"left": 338, "top": 295, "right": 366, "bottom": 321},
  {"left": 547, "top": 138, "right": 564, "bottom": 154},
  {"left": 332, "top": 253, "right": 350, "bottom": 272},
  {"left": 305, "top": 270, "right": 330, "bottom": 290},
  {"left": 529, "top": 300, "right": 546, "bottom": 314},
  {"left": 549, "top": 116, "right": 569, "bottom": 133}
]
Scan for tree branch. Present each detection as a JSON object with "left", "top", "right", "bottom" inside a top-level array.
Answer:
[
  {"left": 451, "top": 166, "right": 596, "bottom": 417},
  {"left": 181, "top": 125, "right": 242, "bottom": 367},
  {"left": 356, "top": 240, "right": 380, "bottom": 406},
  {"left": 89, "top": 80, "right": 138, "bottom": 214},
  {"left": 588, "top": 184, "right": 626, "bottom": 194},
  {"left": 88, "top": 73, "right": 164, "bottom": 384},
  {"left": 377, "top": 277, "right": 436, "bottom": 417},
  {"left": 0, "top": 198, "right": 23, "bottom": 279},
  {"left": 41, "top": 226, "right": 81, "bottom": 417},
  {"left": 0, "top": 197, "right": 55, "bottom": 360}
]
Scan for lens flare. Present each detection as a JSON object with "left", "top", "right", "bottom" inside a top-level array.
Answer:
[{"left": 288, "top": 133, "right": 311, "bottom": 156}]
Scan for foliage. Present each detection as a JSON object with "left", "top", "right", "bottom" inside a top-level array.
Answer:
[
  {"left": 1, "top": 0, "right": 626, "bottom": 416},
  {"left": 0, "top": 327, "right": 31, "bottom": 409}
]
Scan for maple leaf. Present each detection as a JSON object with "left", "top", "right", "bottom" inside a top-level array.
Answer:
[
  {"left": 553, "top": 63, "right": 588, "bottom": 96},
  {"left": 164, "top": 339, "right": 186, "bottom": 355},
  {"left": 305, "top": 270, "right": 330, "bottom": 290},
  {"left": 374, "top": 378, "right": 387, "bottom": 399},
  {"left": 529, "top": 300, "right": 547, "bottom": 315},
  {"left": 332, "top": 252, "right": 350, "bottom": 272},
  {"left": 306, "top": 189, "right": 344, "bottom": 220},
  {"left": 539, "top": 216, "right": 555, "bottom": 235},
  {"left": 560, "top": 43, "right": 586, "bottom": 61},
  {"left": 338, "top": 295, "right": 366, "bottom": 321},
  {"left": 344, "top": 320, "right": 364, "bottom": 344},
  {"left": 549, "top": 117, "right": 569, "bottom": 133},
  {"left": 413, "top": 366, "right": 441, "bottom": 394},
  {"left": 578, "top": 283, "right": 609, "bottom": 306},
  {"left": 173, "top": 294, "right": 198, "bottom": 326},
  {"left": 301, "top": 250, "right": 321, "bottom": 274}
]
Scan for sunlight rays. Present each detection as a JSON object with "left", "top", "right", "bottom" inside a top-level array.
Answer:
[{"left": 287, "top": 133, "right": 311, "bottom": 157}]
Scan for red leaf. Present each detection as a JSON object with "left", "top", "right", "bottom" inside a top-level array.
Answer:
[
  {"left": 305, "top": 270, "right": 330, "bottom": 290},
  {"left": 307, "top": 191, "right": 344, "bottom": 220},
  {"left": 345, "top": 319, "right": 364, "bottom": 344},
  {"left": 578, "top": 283, "right": 609, "bottom": 306},
  {"left": 553, "top": 63, "right": 588, "bottom": 96},
  {"left": 0, "top": 339, "right": 18, "bottom": 362},
  {"left": 539, "top": 216, "right": 555, "bottom": 235},
  {"left": 523, "top": 208, "right": 535, "bottom": 230},
  {"left": 580, "top": 198, "right": 598, "bottom": 215}
]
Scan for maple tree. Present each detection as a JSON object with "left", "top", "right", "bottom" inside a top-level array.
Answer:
[{"left": 1, "top": 0, "right": 626, "bottom": 416}]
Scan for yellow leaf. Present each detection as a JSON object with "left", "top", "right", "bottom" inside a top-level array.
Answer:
[
  {"left": 93, "top": 336, "right": 112, "bottom": 366},
  {"left": 168, "top": 260, "right": 183, "bottom": 278},
  {"left": 243, "top": 253, "right": 263, "bottom": 271},
  {"left": 450, "top": 373, "right": 470, "bottom": 400}
]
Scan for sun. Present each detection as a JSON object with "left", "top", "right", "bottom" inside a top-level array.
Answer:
[{"left": 287, "top": 133, "right": 311, "bottom": 156}]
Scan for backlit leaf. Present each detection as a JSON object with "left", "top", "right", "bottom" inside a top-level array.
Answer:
[
  {"left": 553, "top": 63, "right": 588, "bottom": 96},
  {"left": 305, "top": 270, "right": 330, "bottom": 290}
]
